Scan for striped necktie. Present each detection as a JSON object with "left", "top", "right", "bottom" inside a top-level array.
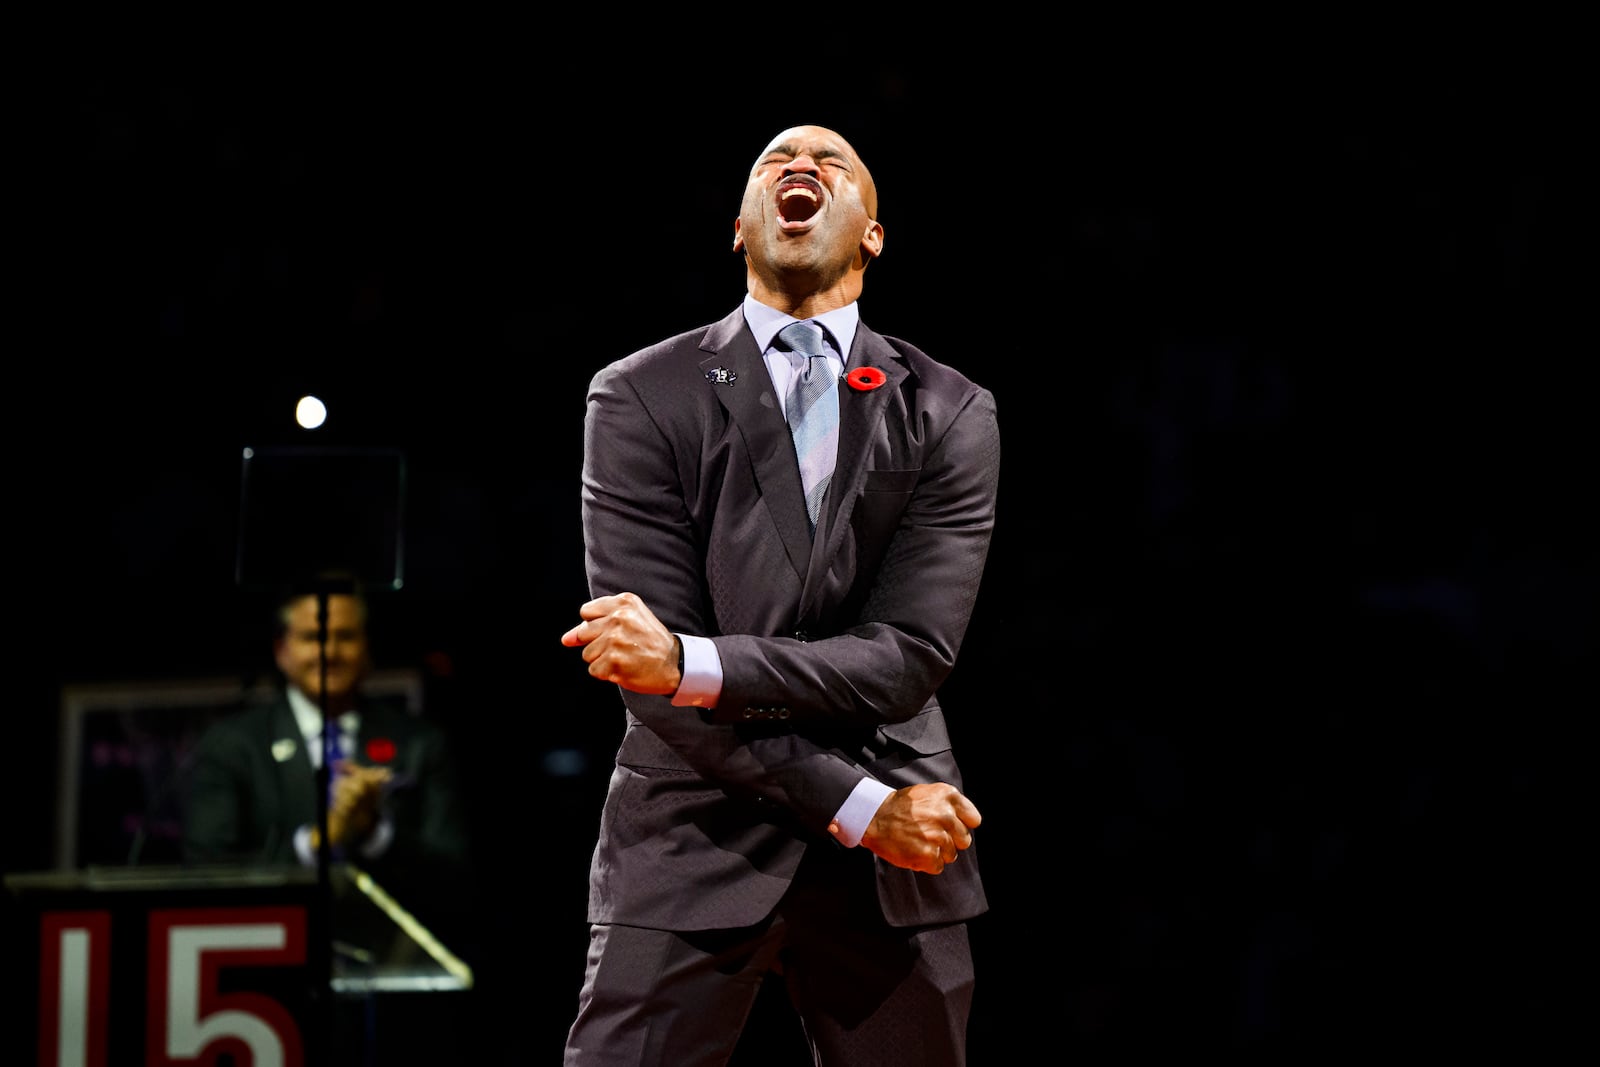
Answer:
[{"left": 778, "top": 320, "right": 839, "bottom": 534}]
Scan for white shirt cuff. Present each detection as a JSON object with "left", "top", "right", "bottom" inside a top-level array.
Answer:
[
  {"left": 670, "top": 633, "right": 722, "bottom": 708},
  {"left": 830, "top": 777, "right": 894, "bottom": 848},
  {"left": 291, "top": 814, "right": 394, "bottom": 865},
  {"left": 293, "top": 824, "right": 317, "bottom": 867}
]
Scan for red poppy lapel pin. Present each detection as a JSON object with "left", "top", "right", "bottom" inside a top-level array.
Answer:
[
  {"left": 844, "top": 367, "right": 887, "bottom": 392},
  {"left": 365, "top": 737, "right": 397, "bottom": 764}
]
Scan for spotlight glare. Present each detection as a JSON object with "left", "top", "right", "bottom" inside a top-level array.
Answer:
[{"left": 296, "top": 395, "right": 327, "bottom": 430}]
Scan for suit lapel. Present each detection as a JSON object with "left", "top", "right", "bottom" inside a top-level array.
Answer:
[
  {"left": 699, "top": 311, "right": 814, "bottom": 578},
  {"left": 802, "top": 327, "right": 909, "bottom": 614},
  {"left": 355, "top": 702, "right": 401, "bottom": 769},
  {"left": 270, "top": 698, "right": 318, "bottom": 830},
  {"left": 699, "top": 311, "right": 912, "bottom": 602}
]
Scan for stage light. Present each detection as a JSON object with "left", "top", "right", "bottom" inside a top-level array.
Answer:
[{"left": 295, "top": 395, "right": 328, "bottom": 430}]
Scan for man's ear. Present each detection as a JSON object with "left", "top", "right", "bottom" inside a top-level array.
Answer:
[
  {"left": 732, "top": 216, "right": 744, "bottom": 253},
  {"left": 860, "top": 219, "right": 884, "bottom": 262}
]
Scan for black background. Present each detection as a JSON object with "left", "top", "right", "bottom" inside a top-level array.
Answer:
[{"left": 9, "top": 36, "right": 1590, "bottom": 1061}]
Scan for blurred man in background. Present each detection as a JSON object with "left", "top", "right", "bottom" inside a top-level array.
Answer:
[{"left": 184, "top": 577, "right": 471, "bottom": 946}]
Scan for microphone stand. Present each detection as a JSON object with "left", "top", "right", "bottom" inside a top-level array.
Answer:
[
  {"left": 310, "top": 579, "right": 350, "bottom": 1061},
  {"left": 306, "top": 571, "right": 356, "bottom": 886},
  {"left": 314, "top": 587, "right": 335, "bottom": 890}
]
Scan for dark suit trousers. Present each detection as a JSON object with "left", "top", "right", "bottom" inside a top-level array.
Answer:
[{"left": 563, "top": 843, "right": 975, "bottom": 1066}]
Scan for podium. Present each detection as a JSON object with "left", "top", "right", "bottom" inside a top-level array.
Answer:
[{"left": 4, "top": 863, "right": 473, "bottom": 1066}]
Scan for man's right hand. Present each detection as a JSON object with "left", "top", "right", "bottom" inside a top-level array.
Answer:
[
  {"left": 857, "top": 783, "right": 982, "bottom": 875},
  {"left": 561, "top": 592, "right": 682, "bottom": 695}
]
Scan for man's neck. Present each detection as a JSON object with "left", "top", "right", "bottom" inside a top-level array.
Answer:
[
  {"left": 747, "top": 272, "right": 863, "bottom": 320},
  {"left": 288, "top": 685, "right": 359, "bottom": 718}
]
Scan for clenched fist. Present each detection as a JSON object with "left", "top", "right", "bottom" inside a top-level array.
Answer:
[{"left": 853, "top": 783, "right": 982, "bottom": 875}]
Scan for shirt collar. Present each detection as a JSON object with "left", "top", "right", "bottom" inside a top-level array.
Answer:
[
  {"left": 742, "top": 294, "right": 859, "bottom": 364},
  {"left": 286, "top": 685, "right": 359, "bottom": 741}
]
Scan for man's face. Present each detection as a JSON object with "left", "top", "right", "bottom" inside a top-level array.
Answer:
[
  {"left": 273, "top": 594, "right": 369, "bottom": 704},
  {"left": 734, "top": 125, "right": 882, "bottom": 289}
]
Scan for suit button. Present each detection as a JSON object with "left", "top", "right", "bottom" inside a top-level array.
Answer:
[{"left": 794, "top": 630, "right": 809, "bottom": 642}]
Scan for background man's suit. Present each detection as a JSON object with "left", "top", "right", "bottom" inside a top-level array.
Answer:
[
  {"left": 184, "top": 690, "right": 469, "bottom": 935},
  {"left": 578, "top": 304, "right": 1000, "bottom": 934}
]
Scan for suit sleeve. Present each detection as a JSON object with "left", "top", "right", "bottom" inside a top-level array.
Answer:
[{"left": 712, "top": 383, "right": 1001, "bottom": 726}]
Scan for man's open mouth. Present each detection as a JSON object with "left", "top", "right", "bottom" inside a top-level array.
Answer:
[{"left": 777, "top": 179, "right": 822, "bottom": 223}]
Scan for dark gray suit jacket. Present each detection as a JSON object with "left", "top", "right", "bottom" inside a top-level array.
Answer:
[
  {"left": 182, "top": 690, "right": 470, "bottom": 926},
  {"left": 579, "top": 306, "right": 1000, "bottom": 932}
]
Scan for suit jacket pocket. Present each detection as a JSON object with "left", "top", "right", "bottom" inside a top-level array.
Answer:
[
  {"left": 850, "top": 468, "right": 921, "bottom": 559},
  {"left": 878, "top": 706, "right": 951, "bottom": 755}
]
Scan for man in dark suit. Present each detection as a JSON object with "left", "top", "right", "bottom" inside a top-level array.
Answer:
[
  {"left": 560, "top": 124, "right": 999, "bottom": 1065},
  {"left": 183, "top": 582, "right": 470, "bottom": 940}
]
